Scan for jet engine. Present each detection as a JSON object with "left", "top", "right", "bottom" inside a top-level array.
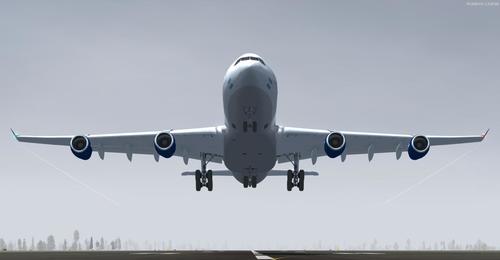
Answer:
[
  {"left": 324, "top": 132, "right": 346, "bottom": 158},
  {"left": 408, "top": 135, "right": 430, "bottom": 160},
  {"left": 154, "top": 132, "right": 176, "bottom": 158},
  {"left": 70, "top": 135, "right": 92, "bottom": 160}
]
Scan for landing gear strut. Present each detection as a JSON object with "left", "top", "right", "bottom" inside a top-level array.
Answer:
[
  {"left": 243, "top": 176, "right": 257, "bottom": 188},
  {"left": 286, "top": 153, "right": 305, "bottom": 191},
  {"left": 195, "top": 153, "right": 214, "bottom": 191}
]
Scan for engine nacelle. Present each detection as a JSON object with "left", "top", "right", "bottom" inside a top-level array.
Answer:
[
  {"left": 324, "top": 132, "right": 346, "bottom": 158},
  {"left": 154, "top": 132, "right": 176, "bottom": 158},
  {"left": 408, "top": 135, "right": 430, "bottom": 160},
  {"left": 70, "top": 135, "right": 92, "bottom": 160}
]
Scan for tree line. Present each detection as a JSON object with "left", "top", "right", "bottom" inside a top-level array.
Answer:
[
  {"left": 0, "top": 230, "right": 122, "bottom": 251},
  {"left": 0, "top": 232, "right": 496, "bottom": 251}
]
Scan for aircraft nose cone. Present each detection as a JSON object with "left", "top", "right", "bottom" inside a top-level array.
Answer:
[{"left": 238, "top": 63, "right": 264, "bottom": 85}]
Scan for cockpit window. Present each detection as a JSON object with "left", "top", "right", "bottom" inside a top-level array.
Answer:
[{"left": 234, "top": 56, "right": 266, "bottom": 66}]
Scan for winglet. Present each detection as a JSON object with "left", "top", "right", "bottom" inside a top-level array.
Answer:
[
  {"left": 481, "top": 128, "right": 490, "bottom": 140},
  {"left": 10, "top": 128, "right": 19, "bottom": 141}
]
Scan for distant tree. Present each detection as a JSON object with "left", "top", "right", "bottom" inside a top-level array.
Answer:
[
  {"left": 47, "top": 235, "right": 56, "bottom": 251},
  {"left": 0, "top": 238, "right": 6, "bottom": 251},
  {"left": 475, "top": 239, "right": 488, "bottom": 250},
  {"left": 22, "top": 239, "right": 27, "bottom": 251},
  {"left": 405, "top": 239, "right": 411, "bottom": 250},
  {"left": 393, "top": 242, "right": 399, "bottom": 250},
  {"left": 71, "top": 230, "right": 80, "bottom": 250},
  {"left": 17, "top": 239, "right": 22, "bottom": 251},
  {"left": 96, "top": 241, "right": 100, "bottom": 250},
  {"left": 89, "top": 237, "right": 93, "bottom": 250},
  {"left": 36, "top": 240, "right": 46, "bottom": 251},
  {"left": 117, "top": 238, "right": 121, "bottom": 250},
  {"left": 30, "top": 237, "right": 35, "bottom": 251},
  {"left": 100, "top": 237, "right": 105, "bottom": 250},
  {"left": 448, "top": 240, "right": 456, "bottom": 250},
  {"left": 63, "top": 239, "right": 67, "bottom": 251}
]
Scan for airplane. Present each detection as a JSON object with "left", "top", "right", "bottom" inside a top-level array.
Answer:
[{"left": 11, "top": 53, "right": 489, "bottom": 191}]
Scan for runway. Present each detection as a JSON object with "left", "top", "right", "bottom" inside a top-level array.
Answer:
[{"left": 1, "top": 250, "right": 500, "bottom": 259}]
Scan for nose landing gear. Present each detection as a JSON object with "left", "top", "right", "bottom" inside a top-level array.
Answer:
[{"left": 243, "top": 176, "right": 257, "bottom": 188}]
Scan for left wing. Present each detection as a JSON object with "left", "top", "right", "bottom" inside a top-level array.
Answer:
[
  {"left": 276, "top": 126, "right": 488, "bottom": 163},
  {"left": 11, "top": 126, "right": 225, "bottom": 163}
]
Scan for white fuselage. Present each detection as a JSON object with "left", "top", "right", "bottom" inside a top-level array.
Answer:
[{"left": 222, "top": 54, "right": 278, "bottom": 184}]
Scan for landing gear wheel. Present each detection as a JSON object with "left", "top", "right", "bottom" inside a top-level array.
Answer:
[
  {"left": 243, "top": 176, "right": 249, "bottom": 188},
  {"left": 298, "top": 170, "right": 305, "bottom": 191},
  {"left": 206, "top": 170, "right": 213, "bottom": 191},
  {"left": 287, "top": 170, "right": 293, "bottom": 191},
  {"left": 195, "top": 170, "right": 202, "bottom": 191},
  {"left": 251, "top": 176, "right": 257, "bottom": 188}
]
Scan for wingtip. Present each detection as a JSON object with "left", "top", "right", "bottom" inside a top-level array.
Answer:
[
  {"left": 481, "top": 128, "right": 490, "bottom": 140},
  {"left": 10, "top": 128, "right": 19, "bottom": 141}
]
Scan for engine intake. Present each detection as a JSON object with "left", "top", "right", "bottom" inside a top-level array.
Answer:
[
  {"left": 324, "top": 132, "right": 346, "bottom": 158},
  {"left": 408, "top": 135, "right": 430, "bottom": 160},
  {"left": 70, "top": 135, "right": 92, "bottom": 160},
  {"left": 154, "top": 132, "right": 176, "bottom": 158}
]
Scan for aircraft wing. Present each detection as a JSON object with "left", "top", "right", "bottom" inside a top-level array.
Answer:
[
  {"left": 11, "top": 126, "right": 225, "bottom": 163},
  {"left": 276, "top": 126, "right": 488, "bottom": 163}
]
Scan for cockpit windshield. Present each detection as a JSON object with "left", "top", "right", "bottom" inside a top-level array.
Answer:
[{"left": 234, "top": 56, "right": 266, "bottom": 66}]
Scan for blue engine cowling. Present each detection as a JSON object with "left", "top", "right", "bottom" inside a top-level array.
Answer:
[
  {"left": 154, "top": 132, "right": 176, "bottom": 158},
  {"left": 324, "top": 132, "right": 346, "bottom": 158},
  {"left": 70, "top": 135, "right": 92, "bottom": 160},
  {"left": 408, "top": 135, "right": 430, "bottom": 160}
]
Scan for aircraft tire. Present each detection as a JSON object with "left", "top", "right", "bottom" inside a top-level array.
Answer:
[
  {"left": 243, "top": 176, "right": 249, "bottom": 188},
  {"left": 287, "top": 170, "right": 293, "bottom": 191},
  {"left": 298, "top": 170, "right": 305, "bottom": 191},
  {"left": 195, "top": 170, "right": 202, "bottom": 191},
  {"left": 207, "top": 170, "right": 213, "bottom": 191}
]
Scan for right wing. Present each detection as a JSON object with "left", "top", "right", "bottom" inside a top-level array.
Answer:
[
  {"left": 276, "top": 126, "right": 488, "bottom": 163},
  {"left": 11, "top": 126, "right": 225, "bottom": 163}
]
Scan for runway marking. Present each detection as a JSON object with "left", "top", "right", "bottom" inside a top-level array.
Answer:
[
  {"left": 334, "top": 252, "right": 385, "bottom": 255},
  {"left": 378, "top": 149, "right": 474, "bottom": 206},
  {"left": 129, "top": 252, "right": 179, "bottom": 255},
  {"left": 252, "top": 250, "right": 275, "bottom": 259},
  {"left": 22, "top": 147, "right": 120, "bottom": 207}
]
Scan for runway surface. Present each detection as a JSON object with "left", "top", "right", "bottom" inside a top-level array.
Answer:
[{"left": 1, "top": 250, "right": 500, "bottom": 259}]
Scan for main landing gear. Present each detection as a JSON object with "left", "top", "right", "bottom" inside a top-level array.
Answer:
[
  {"left": 243, "top": 176, "right": 257, "bottom": 188},
  {"left": 195, "top": 153, "right": 214, "bottom": 191},
  {"left": 286, "top": 153, "right": 305, "bottom": 191}
]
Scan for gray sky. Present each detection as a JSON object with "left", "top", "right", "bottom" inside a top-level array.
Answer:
[{"left": 1, "top": 0, "right": 499, "bottom": 249}]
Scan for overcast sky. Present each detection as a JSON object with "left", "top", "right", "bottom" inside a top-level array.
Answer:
[{"left": 1, "top": 0, "right": 499, "bottom": 249}]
